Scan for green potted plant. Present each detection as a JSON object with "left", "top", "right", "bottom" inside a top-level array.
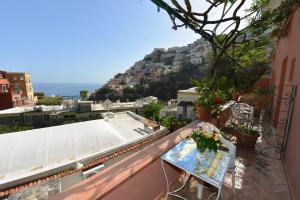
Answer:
[
  {"left": 195, "top": 88, "right": 229, "bottom": 122},
  {"left": 193, "top": 77, "right": 233, "bottom": 122}
]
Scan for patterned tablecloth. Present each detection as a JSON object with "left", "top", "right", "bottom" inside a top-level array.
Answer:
[{"left": 162, "top": 139, "right": 231, "bottom": 188}]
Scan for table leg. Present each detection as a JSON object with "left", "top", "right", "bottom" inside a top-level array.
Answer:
[
  {"left": 197, "top": 184, "right": 203, "bottom": 199},
  {"left": 161, "top": 159, "right": 189, "bottom": 200},
  {"left": 216, "top": 188, "right": 221, "bottom": 200}
]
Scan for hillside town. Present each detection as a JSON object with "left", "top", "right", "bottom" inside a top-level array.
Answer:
[
  {"left": 105, "top": 38, "right": 211, "bottom": 90},
  {"left": 0, "top": 0, "right": 300, "bottom": 200}
]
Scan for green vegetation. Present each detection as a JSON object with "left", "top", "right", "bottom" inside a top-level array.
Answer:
[
  {"left": 0, "top": 125, "right": 33, "bottom": 134},
  {"left": 144, "top": 102, "right": 162, "bottom": 122},
  {"left": 34, "top": 92, "right": 45, "bottom": 99},
  {"left": 80, "top": 90, "right": 89, "bottom": 99},
  {"left": 36, "top": 96, "right": 63, "bottom": 105},
  {"left": 150, "top": 0, "right": 285, "bottom": 91},
  {"left": 137, "top": 62, "right": 205, "bottom": 101},
  {"left": 92, "top": 86, "right": 143, "bottom": 102},
  {"left": 160, "top": 116, "right": 191, "bottom": 132}
]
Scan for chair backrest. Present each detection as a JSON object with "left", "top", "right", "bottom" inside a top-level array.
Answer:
[{"left": 231, "top": 102, "right": 254, "bottom": 124}]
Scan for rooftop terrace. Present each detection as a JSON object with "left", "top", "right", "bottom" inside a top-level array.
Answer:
[
  {"left": 0, "top": 111, "right": 167, "bottom": 194},
  {"left": 48, "top": 118, "right": 291, "bottom": 200}
]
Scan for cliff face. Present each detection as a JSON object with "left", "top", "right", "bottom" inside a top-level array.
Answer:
[{"left": 92, "top": 38, "right": 211, "bottom": 101}]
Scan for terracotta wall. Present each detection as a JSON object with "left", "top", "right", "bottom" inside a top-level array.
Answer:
[
  {"left": 51, "top": 122, "right": 197, "bottom": 200},
  {"left": 271, "top": 7, "right": 300, "bottom": 200}
]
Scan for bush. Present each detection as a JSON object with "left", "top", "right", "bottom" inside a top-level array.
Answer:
[
  {"left": 160, "top": 116, "right": 191, "bottom": 132},
  {"left": 34, "top": 92, "right": 45, "bottom": 99},
  {"left": 0, "top": 125, "right": 33, "bottom": 134},
  {"left": 37, "top": 96, "right": 63, "bottom": 105},
  {"left": 144, "top": 102, "right": 161, "bottom": 122},
  {"left": 80, "top": 90, "right": 89, "bottom": 99}
]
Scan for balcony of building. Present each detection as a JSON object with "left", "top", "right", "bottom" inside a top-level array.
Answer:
[{"left": 48, "top": 112, "right": 291, "bottom": 200}]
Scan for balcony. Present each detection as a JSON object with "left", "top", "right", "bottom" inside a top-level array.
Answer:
[{"left": 51, "top": 118, "right": 291, "bottom": 200}]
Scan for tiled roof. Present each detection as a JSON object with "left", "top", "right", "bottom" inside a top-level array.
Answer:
[{"left": 0, "top": 131, "right": 167, "bottom": 198}]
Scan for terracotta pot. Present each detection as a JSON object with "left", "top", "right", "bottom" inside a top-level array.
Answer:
[
  {"left": 236, "top": 131, "right": 260, "bottom": 149},
  {"left": 196, "top": 105, "right": 210, "bottom": 121},
  {"left": 232, "top": 93, "right": 240, "bottom": 101},
  {"left": 208, "top": 115, "right": 220, "bottom": 128}
]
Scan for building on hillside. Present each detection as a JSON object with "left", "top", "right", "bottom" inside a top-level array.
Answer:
[
  {"left": 0, "top": 111, "right": 167, "bottom": 199},
  {"left": 177, "top": 87, "right": 199, "bottom": 120},
  {"left": 270, "top": 6, "right": 300, "bottom": 199},
  {"left": 6, "top": 72, "right": 36, "bottom": 105},
  {"left": 0, "top": 71, "right": 23, "bottom": 110},
  {"left": 186, "top": 52, "right": 203, "bottom": 65}
]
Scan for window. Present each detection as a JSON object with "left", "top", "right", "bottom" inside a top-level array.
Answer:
[
  {"left": 43, "top": 115, "right": 49, "bottom": 121},
  {"left": 2, "top": 85, "right": 6, "bottom": 92},
  {"left": 289, "top": 58, "right": 296, "bottom": 82},
  {"left": 20, "top": 76, "right": 24, "bottom": 80},
  {"left": 24, "top": 116, "right": 32, "bottom": 124},
  {"left": 13, "top": 77, "right": 17, "bottom": 81},
  {"left": 13, "top": 118, "right": 18, "bottom": 124}
]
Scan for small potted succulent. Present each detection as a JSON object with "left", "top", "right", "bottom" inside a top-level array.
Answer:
[{"left": 191, "top": 123, "right": 221, "bottom": 153}]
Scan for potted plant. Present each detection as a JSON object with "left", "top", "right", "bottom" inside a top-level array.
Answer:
[
  {"left": 191, "top": 123, "right": 221, "bottom": 153},
  {"left": 193, "top": 77, "right": 233, "bottom": 122},
  {"left": 196, "top": 88, "right": 229, "bottom": 122},
  {"left": 230, "top": 123, "right": 260, "bottom": 149}
]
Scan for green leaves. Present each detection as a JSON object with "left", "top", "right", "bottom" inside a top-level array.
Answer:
[
  {"left": 144, "top": 102, "right": 162, "bottom": 122},
  {"left": 0, "top": 125, "right": 33, "bottom": 134},
  {"left": 161, "top": 116, "right": 191, "bottom": 132},
  {"left": 191, "top": 130, "right": 219, "bottom": 153}
]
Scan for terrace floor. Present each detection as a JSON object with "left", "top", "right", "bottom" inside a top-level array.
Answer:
[
  {"left": 159, "top": 146, "right": 290, "bottom": 200},
  {"left": 160, "top": 114, "right": 291, "bottom": 200}
]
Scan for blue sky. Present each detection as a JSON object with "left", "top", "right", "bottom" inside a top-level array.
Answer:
[{"left": 0, "top": 0, "right": 200, "bottom": 84}]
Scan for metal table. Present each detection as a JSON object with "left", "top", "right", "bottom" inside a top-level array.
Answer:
[{"left": 161, "top": 139, "right": 231, "bottom": 200}]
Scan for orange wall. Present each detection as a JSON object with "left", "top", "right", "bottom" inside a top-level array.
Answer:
[{"left": 271, "top": 7, "right": 300, "bottom": 200}]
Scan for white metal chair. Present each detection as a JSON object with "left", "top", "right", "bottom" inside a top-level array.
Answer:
[{"left": 231, "top": 102, "right": 254, "bottom": 125}]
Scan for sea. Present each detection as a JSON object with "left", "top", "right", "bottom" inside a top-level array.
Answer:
[{"left": 33, "top": 83, "right": 102, "bottom": 98}]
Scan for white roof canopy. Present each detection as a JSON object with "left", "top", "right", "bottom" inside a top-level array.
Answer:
[{"left": 0, "top": 112, "right": 163, "bottom": 188}]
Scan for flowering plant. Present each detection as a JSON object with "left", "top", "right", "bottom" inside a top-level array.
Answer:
[
  {"left": 196, "top": 88, "right": 229, "bottom": 116},
  {"left": 191, "top": 124, "right": 221, "bottom": 153}
]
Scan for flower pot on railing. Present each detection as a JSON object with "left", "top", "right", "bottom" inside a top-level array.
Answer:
[{"left": 196, "top": 105, "right": 210, "bottom": 121}]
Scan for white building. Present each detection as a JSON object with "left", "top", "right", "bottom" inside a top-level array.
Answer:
[
  {"left": 187, "top": 52, "right": 203, "bottom": 65},
  {"left": 177, "top": 87, "right": 199, "bottom": 120}
]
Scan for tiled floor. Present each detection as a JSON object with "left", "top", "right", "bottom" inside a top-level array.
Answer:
[
  {"left": 159, "top": 144, "right": 291, "bottom": 200},
  {"left": 161, "top": 117, "right": 291, "bottom": 200}
]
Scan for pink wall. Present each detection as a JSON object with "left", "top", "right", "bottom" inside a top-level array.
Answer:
[
  {"left": 51, "top": 122, "right": 197, "bottom": 200},
  {"left": 271, "top": 7, "right": 300, "bottom": 200}
]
